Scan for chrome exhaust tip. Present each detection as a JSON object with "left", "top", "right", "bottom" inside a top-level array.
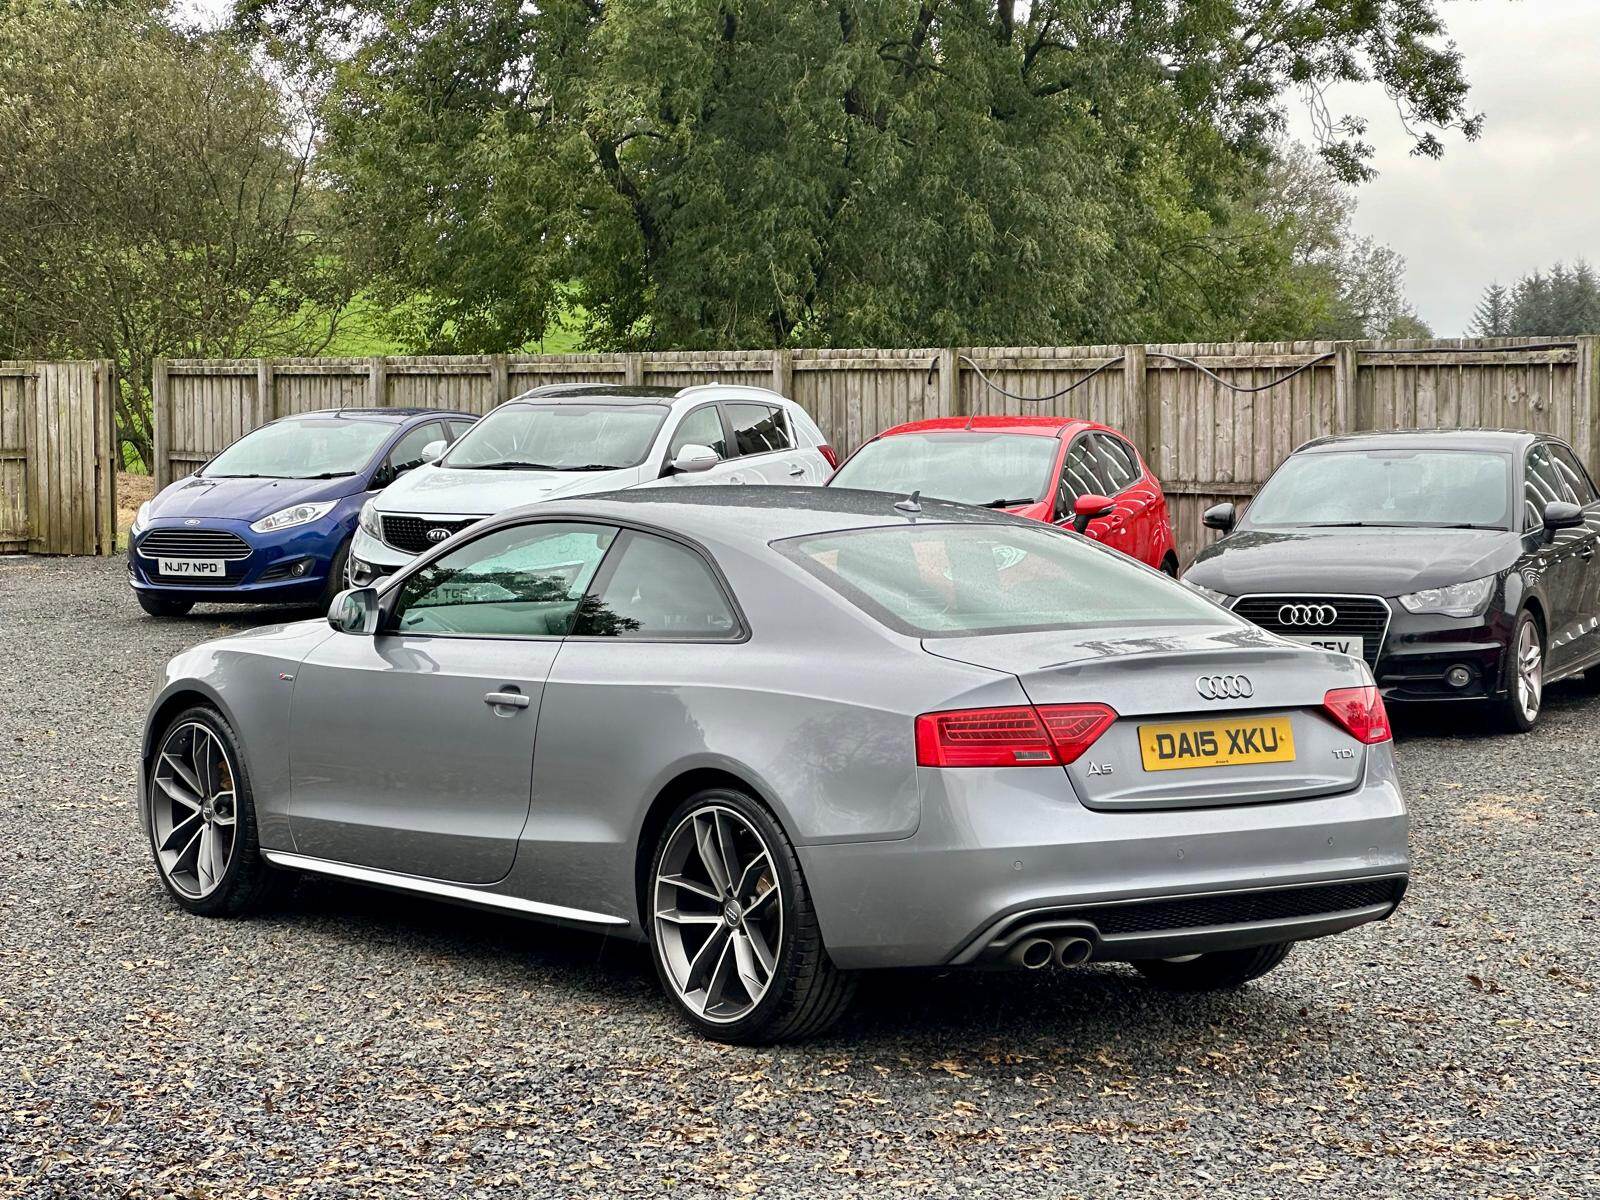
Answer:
[
  {"left": 1054, "top": 936, "right": 1093, "bottom": 967},
  {"left": 1010, "top": 937, "right": 1055, "bottom": 970}
]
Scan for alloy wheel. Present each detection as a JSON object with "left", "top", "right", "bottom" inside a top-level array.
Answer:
[
  {"left": 653, "top": 805, "right": 783, "bottom": 1024},
  {"left": 1516, "top": 619, "right": 1543, "bottom": 723},
  {"left": 151, "top": 721, "right": 238, "bottom": 899}
]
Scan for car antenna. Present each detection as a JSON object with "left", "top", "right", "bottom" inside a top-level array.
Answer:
[{"left": 894, "top": 490, "right": 922, "bottom": 517}]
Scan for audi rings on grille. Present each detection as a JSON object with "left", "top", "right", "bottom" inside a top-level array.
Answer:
[
  {"left": 1277, "top": 603, "right": 1338, "bottom": 626},
  {"left": 1196, "top": 674, "right": 1254, "bottom": 700}
]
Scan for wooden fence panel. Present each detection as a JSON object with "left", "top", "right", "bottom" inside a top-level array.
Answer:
[
  {"left": 794, "top": 348, "right": 954, "bottom": 453},
  {"left": 0, "top": 360, "right": 114, "bottom": 554}
]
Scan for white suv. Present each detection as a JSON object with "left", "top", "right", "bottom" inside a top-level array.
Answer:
[{"left": 348, "top": 382, "right": 836, "bottom": 584}]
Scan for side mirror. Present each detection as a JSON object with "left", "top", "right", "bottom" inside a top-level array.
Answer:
[
  {"left": 420, "top": 439, "right": 446, "bottom": 463},
  {"left": 671, "top": 443, "right": 721, "bottom": 474},
  {"left": 1542, "top": 500, "right": 1584, "bottom": 534},
  {"left": 328, "top": 586, "right": 379, "bottom": 635},
  {"left": 1202, "top": 502, "right": 1237, "bottom": 533},
  {"left": 1071, "top": 493, "right": 1115, "bottom": 535}
]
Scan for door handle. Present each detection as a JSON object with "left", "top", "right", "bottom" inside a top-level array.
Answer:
[
  {"left": 1581, "top": 544, "right": 1595, "bottom": 560},
  {"left": 787, "top": 466, "right": 806, "bottom": 477},
  {"left": 484, "top": 690, "right": 530, "bottom": 709}
]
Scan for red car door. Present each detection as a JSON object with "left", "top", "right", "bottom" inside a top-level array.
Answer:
[
  {"left": 1055, "top": 434, "right": 1132, "bottom": 555},
  {"left": 1091, "top": 432, "right": 1156, "bottom": 563}
]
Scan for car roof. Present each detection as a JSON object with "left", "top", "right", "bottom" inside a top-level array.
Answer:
[
  {"left": 284, "top": 407, "right": 472, "bottom": 424},
  {"left": 874, "top": 415, "right": 1099, "bottom": 439},
  {"left": 480, "top": 485, "right": 1030, "bottom": 548},
  {"left": 512, "top": 382, "right": 794, "bottom": 407},
  {"left": 1297, "top": 428, "right": 1553, "bottom": 454}
]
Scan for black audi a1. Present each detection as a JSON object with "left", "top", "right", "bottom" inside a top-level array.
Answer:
[{"left": 1183, "top": 430, "right": 1600, "bottom": 732}]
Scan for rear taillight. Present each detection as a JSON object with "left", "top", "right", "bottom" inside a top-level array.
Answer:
[
  {"left": 915, "top": 703, "right": 1117, "bottom": 767},
  {"left": 818, "top": 444, "right": 839, "bottom": 469},
  {"left": 1322, "top": 686, "right": 1391, "bottom": 744}
]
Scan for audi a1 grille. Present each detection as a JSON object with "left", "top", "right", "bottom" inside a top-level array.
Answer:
[
  {"left": 381, "top": 514, "right": 480, "bottom": 555},
  {"left": 1231, "top": 594, "right": 1391, "bottom": 670},
  {"left": 136, "top": 529, "right": 252, "bottom": 561}
]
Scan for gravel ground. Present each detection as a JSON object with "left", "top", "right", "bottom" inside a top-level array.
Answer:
[{"left": 2, "top": 556, "right": 1596, "bottom": 1199}]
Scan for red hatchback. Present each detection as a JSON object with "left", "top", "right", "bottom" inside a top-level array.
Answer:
[{"left": 826, "top": 416, "right": 1179, "bottom": 573}]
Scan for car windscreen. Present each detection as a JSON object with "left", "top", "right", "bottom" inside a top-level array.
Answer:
[
  {"left": 828, "top": 433, "right": 1058, "bottom": 508},
  {"left": 444, "top": 403, "right": 669, "bottom": 470},
  {"left": 203, "top": 418, "right": 392, "bottom": 479},
  {"left": 1244, "top": 448, "right": 1513, "bottom": 530},
  {"left": 777, "top": 522, "right": 1226, "bottom": 637}
]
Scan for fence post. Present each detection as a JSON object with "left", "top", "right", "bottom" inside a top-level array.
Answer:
[
  {"left": 98, "top": 361, "right": 116, "bottom": 555},
  {"left": 367, "top": 356, "right": 387, "bottom": 407},
  {"left": 938, "top": 348, "right": 958, "bottom": 419},
  {"left": 257, "top": 358, "right": 275, "bottom": 424},
  {"left": 772, "top": 348, "right": 794, "bottom": 398},
  {"left": 1580, "top": 335, "right": 1600, "bottom": 478},
  {"left": 490, "top": 354, "right": 510, "bottom": 412},
  {"left": 1123, "top": 344, "right": 1152, "bottom": 469},
  {"left": 1334, "top": 341, "right": 1362, "bottom": 432},
  {"left": 152, "top": 358, "right": 170, "bottom": 489},
  {"left": 624, "top": 353, "right": 644, "bottom": 386}
]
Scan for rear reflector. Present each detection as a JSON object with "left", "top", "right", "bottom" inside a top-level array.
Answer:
[
  {"left": 1321, "top": 686, "right": 1392, "bottom": 744},
  {"left": 915, "top": 702, "right": 1118, "bottom": 768},
  {"left": 819, "top": 445, "right": 839, "bottom": 470}
]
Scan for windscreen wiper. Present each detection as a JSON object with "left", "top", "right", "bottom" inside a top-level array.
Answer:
[
  {"left": 980, "top": 498, "right": 1034, "bottom": 508},
  {"left": 462, "top": 461, "right": 564, "bottom": 470},
  {"left": 294, "top": 471, "right": 357, "bottom": 479}
]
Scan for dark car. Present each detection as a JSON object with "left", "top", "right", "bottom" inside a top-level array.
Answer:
[
  {"left": 129, "top": 408, "right": 475, "bottom": 617},
  {"left": 1183, "top": 429, "right": 1600, "bottom": 732}
]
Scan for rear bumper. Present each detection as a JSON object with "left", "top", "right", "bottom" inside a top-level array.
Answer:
[{"left": 798, "top": 745, "right": 1408, "bottom": 970}]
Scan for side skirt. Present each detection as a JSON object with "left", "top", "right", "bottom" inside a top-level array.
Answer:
[{"left": 259, "top": 849, "right": 629, "bottom": 927}]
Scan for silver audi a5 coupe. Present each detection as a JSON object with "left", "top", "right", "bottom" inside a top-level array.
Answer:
[{"left": 140, "top": 488, "right": 1409, "bottom": 1042}]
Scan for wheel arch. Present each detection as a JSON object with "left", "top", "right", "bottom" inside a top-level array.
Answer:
[
  {"left": 141, "top": 684, "right": 236, "bottom": 799},
  {"left": 632, "top": 765, "right": 790, "bottom": 933}
]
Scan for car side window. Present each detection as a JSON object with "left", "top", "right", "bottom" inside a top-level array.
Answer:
[
  {"left": 387, "top": 422, "right": 443, "bottom": 475},
  {"left": 573, "top": 531, "right": 740, "bottom": 639},
  {"left": 1547, "top": 443, "right": 1598, "bottom": 505},
  {"left": 389, "top": 522, "right": 617, "bottom": 638},
  {"left": 1093, "top": 433, "right": 1141, "bottom": 493},
  {"left": 1524, "top": 446, "right": 1575, "bottom": 530},
  {"left": 668, "top": 405, "right": 728, "bottom": 460},
  {"left": 1057, "top": 437, "right": 1107, "bottom": 515},
  {"left": 726, "top": 403, "right": 793, "bottom": 456},
  {"left": 445, "top": 419, "right": 475, "bottom": 443}
]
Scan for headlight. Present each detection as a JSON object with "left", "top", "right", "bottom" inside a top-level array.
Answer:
[
  {"left": 358, "top": 498, "right": 381, "bottom": 537},
  {"left": 1181, "top": 576, "right": 1231, "bottom": 606},
  {"left": 249, "top": 501, "right": 336, "bottom": 534},
  {"left": 131, "top": 501, "right": 152, "bottom": 535},
  {"left": 1398, "top": 575, "right": 1495, "bottom": 617}
]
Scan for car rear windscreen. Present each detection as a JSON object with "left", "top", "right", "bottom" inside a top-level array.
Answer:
[
  {"left": 778, "top": 522, "right": 1227, "bottom": 637},
  {"left": 828, "top": 433, "right": 1058, "bottom": 508}
]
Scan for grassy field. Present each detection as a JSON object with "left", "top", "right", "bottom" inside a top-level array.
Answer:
[{"left": 321, "top": 294, "right": 588, "bottom": 356}]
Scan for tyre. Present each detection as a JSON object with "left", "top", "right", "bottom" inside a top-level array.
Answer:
[
  {"left": 1160, "top": 554, "right": 1180, "bottom": 578},
  {"left": 144, "top": 705, "right": 277, "bottom": 916},
  {"left": 1134, "top": 941, "right": 1293, "bottom": 992},
  {"left": 317, "top": 536, "right": 353, "bottom": 612},
  {"left": 136, "top": 591, "right": 194, "bottom": 618},
  {"left": 647, "top": 787, "right": 855, "bottom": 1044},
  {"left": 1491, "top": 610, "right": 1543, "bottom": 733}
]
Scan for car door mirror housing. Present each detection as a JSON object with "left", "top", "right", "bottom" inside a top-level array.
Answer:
[
  {"left": 328, "top": 586, "right": 380, "bottom": 635},
  {"left": 1202, "top": 502, "right": 1237, "bottom": 533},
  {"left": 420, "top": 439, "right": 447, "bottom": 463},
  {"left": 671, "top": 444, "right": 721, "bottom": 474},
  {"left": 1542, "top": 500, "right": 1584, "bottom": 534},
  {"left": 1071, "top": 493, "right": 1115, "bottom": 534}
]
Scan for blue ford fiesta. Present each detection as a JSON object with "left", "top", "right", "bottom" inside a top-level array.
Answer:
[{"left": 128, "top": 408, "right": 475, "bottom": 617}]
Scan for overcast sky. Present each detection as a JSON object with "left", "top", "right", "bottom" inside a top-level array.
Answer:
[
  {"left": 1287, "top": 0, "right": 1600, "bottom": 334},
  {"left": 185, "top": 0, "right": 1595, "bottom": 337}
]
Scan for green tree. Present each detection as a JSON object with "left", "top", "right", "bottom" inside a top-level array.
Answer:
[
  {"left": 1470, "top": 283, "right": 1512, "bottom": 337},
  {"left": 240, "top": 0, "right": 1476, "bottom": 353},
  {"left": 1469, "top": 263, "right": 1600, "bottom": 338},
  {"left": 0, "top": 0, "right": 353, "bottom": 469}
]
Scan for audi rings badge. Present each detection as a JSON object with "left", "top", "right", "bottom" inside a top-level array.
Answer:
[
  {"left": 1196, "top": 675, "right": 1254, "bottom": 700},
  {"left": 1278, "top": 603, "right": 1338, "bottom": 626}
]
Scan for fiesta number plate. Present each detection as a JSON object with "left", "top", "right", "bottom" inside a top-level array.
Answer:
[
  {"left": 158, "top": 558, "right": 225, "bottom": 577},
  {"left": 1138, "top": 716, "right": 1296, "bottom": 772}
]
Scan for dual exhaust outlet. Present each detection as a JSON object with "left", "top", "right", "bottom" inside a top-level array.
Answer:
[{"left": 1008, "top": 934, "right": 1093, "bottom": 970}]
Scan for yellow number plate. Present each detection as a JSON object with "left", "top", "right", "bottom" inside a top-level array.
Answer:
[{"left": 1138, "top": 716, "right": 1295, "bottom": 772}]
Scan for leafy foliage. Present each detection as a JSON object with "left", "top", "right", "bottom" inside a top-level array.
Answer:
[
  {"left": 239, "top": 0, "right": 1474, "bottom": 353},
  {"left": 0, "top": 0, "right": 353, "bottom": 468}
]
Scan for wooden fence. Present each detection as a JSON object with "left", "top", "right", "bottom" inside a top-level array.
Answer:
[
  {"left": 0, "top": 360, "right": 116, "bottom": 555},
  {"left": 152, "top": 338, "right": 1600, "bottom": 565}
]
